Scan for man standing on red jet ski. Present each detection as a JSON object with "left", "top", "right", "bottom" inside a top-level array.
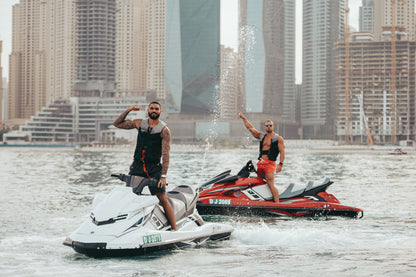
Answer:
[
  {"left": 113, "top": 102, "right": 177, "bottom": 230},
  {"left": 238, "top": 112, "right": 285, "bottom": 203}
]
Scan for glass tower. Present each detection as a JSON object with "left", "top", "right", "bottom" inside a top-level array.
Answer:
[
  {"left": 239, "top": 0, "right": 285, "bottom": 115},
  {"left": 165, "top": 0, "right": 220, "bottom": 114},
  {"left": 359, "top": 0, "right": 375, "bottom": 33}
]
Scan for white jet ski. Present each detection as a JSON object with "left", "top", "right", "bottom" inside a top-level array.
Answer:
[{"left": 63, "top": 174, "right": 233, "bottom": 257}]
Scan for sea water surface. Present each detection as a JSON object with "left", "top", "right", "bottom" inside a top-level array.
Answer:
[{"left": 0, "top": 144, "right": 415, "bottom": 276}]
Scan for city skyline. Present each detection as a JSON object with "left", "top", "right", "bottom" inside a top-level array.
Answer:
[
  {"left": 2, "top": 0, "right": 415, "bottom": 142},
  {"left": 0, "top": 0, "right": 362, "bottom": 84}
]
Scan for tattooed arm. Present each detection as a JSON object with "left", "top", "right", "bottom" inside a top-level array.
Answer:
[
  {"left": 113, "top": 104, "right": 141, "bottom": 129},
  {"left": 158, "top": 126, "right": 171, "bottom": 188}
]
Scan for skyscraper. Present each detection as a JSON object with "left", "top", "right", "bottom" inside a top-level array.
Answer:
[
  {"left": 165, "top": 0, "right": 182, "bottom": 112},
  {"left": 46, "top": 0, "right": 76, "bottom": 101},
  {"left": 239, "top": 0, "right": 264, "bottom": 113},
  {"left": 262, "top": 0, "right": 285, "bottom": 115},
  {"left": 220, "top": 45, "right": 238, "bottom": 121},
  {"left": 8, "top": 0, "right": 79, "bottom": 121},
  {"left": 336, "top": 37, "right": 416, "bottom": 144},
  {"left": 1, "top": 78, "right": 6, "bottom": 122},
  {"left": 165, "top": 0, "right": 220, "bottom": 114},
  {"left": 9, "top": 0, "right": 121, "bottom": 120},
  {"left": 8, "top": 1, "right": 48, "bottom": 120},
  {"left": 302, "top": 0, "right": 345, "bottom": 138},
  {"left": 282, "top": 0, "right": 296, "bottom": 120},
  {"left": 374, "top": 0, "right": 415, "bottom": 41},
  {"left": 147, "top": 0, "right": 167, "bottom": 99},
  {"left": 359, "top": 0, "right": 375, "bottom": 33},
  {"left": 116, "top": 0, "right": 148, "bottom": 94},
  {"left": 238, "top": 0, "right": 286, "bottom": 115},
  {"left": 74, "top": 0, "right": 116, "bottom": 97}
]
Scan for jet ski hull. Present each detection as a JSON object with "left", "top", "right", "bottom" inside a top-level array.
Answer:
[
  {"left": 63, "top": 231, "right": 232, "bottom": 258},
  {"left": 197, "top": 202, "right": 363, "bottom": 218}
]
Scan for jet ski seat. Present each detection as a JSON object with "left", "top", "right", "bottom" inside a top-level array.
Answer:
[
  {"left": 279, "top": 183, "right": 306, "bottom": 199},
  {"left": 147, "top": 185, "right": 200, "bottom": 230},
  {"left": 171, "top": 185, "right": 198, "bottom": 211},
  {"left": 167, "top": 185, "right": 198, "bottom": 219},
  {"left": 279, "top": 177, "right": 332, "bottom": 199},
  {"left": 151, "top": 185, "right": 199, "bottom": 229}
]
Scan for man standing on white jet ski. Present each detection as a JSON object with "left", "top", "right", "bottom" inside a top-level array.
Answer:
[
  {"left": 238, "top": 112, "right": 285, "bottom": 203},
  {"left": 113, "top": 102, "right": 177, "bottom": 230}
]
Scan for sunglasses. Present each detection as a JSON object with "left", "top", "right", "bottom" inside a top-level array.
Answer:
[{"left": 265, "top": 124, "right": 273, "bottom": 127}]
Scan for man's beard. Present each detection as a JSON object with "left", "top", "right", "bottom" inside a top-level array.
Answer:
[
  {"left": 148, "top": 112, "right": 160, "bottom": 120},
  {"left": 266, "top": 129, "right": 273, "bottom": 134}
]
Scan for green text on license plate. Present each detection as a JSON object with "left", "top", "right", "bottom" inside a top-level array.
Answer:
[
  {"left": 143, "top": 234, "right": 162, "bottom": 244},
  {"left": 209, "top": 199, "right": 231, "bottom": 205}
]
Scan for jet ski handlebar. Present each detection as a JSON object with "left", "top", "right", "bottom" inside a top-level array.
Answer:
[
  {"left": 111, "top": 174, "right": 130, "bottom": 183},
  {"left": 237, "top": 160, "right": 257, "bottom": 177},
  {"left": 111, "top": 174, "right": 166, "bottom": 195}
]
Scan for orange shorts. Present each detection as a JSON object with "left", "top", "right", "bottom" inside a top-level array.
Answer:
[{"left": 256, "top": 159, "right": 276, "bottom": 175}]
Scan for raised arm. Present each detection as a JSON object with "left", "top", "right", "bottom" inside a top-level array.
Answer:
[
  {"left": 158, "top": 126, "right": 171, "bottom": 188},
  {"left": 238, "top": 111, "right": 262, "bottom": 139},
  {"left": 113, "top": 104, "right": 141, "bottom": 129}
]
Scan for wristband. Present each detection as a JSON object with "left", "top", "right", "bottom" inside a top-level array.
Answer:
[
  {"left": 161, "top": 174, "right": 166, "bottom": 178},
  {"left": 278, "top": 162, "right": 283, "bottom": 166}
]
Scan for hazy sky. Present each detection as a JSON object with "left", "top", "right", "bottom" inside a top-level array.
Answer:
[{"left": 0, "top": 0, "right": 360, "bottom": 84}]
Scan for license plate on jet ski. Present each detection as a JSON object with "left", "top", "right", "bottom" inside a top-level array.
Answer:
[
  {"left": 209, "top": 199, "right": 231, "bottom": 205},
  {"left": 143, "top": 234, "right": 162, "bottom": 244}
]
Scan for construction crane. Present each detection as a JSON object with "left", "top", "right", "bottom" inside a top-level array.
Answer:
[
  {"left": 357, "top": 95, "right": 374, "bottom": 145},
  {"left": 391, "top": 0, "right": 406, "bottom": 145},
  {"left": 344, "top": 0, "right": 350, "bottom": 144}
]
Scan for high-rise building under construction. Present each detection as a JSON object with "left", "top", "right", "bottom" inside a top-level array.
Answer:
[
  {"left": 74, "top": 0, "right": 116, "bottom": 97},
  {"left": 336, "top": 34, "right": 416, "bottom": 144}
]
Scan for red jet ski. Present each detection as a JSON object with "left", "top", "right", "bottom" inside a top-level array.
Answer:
[{"left": 197, "top": 161, "right": 363, "bottom": 218}]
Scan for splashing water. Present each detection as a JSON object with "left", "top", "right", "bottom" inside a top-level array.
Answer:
[{"left": 200, "top": 83, "right": 221, "bottom": 178}]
